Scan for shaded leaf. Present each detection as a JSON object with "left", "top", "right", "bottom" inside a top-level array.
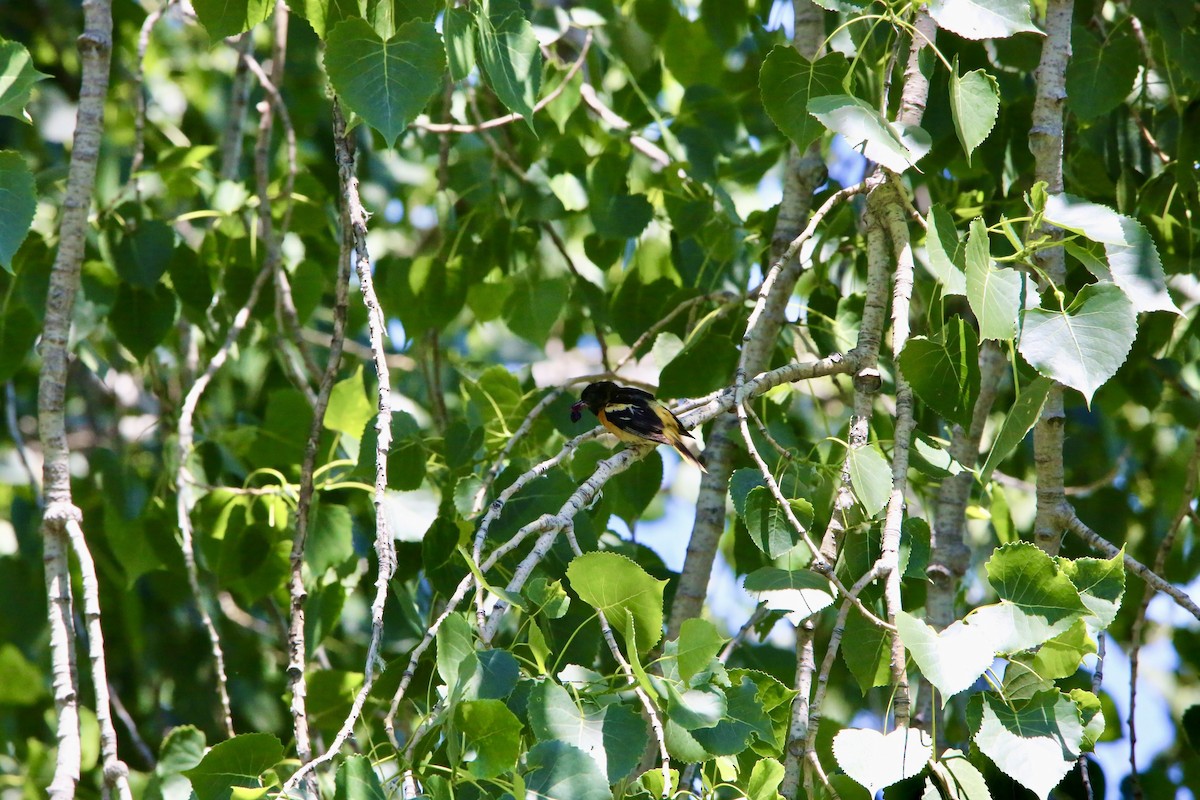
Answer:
[
  {"left": 325, "top": 19, "right": 445, "bottom": 147},
  {"left": 0, "top": 151, "right": 35, "bottom": 270},
  {"left": 759, "top": 48, "right": 849, "bottom": 151}
]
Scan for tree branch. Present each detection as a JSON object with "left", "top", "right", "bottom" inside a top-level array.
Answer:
[{"left": 36, "top": 2, "right": 117, "bottom": 796}]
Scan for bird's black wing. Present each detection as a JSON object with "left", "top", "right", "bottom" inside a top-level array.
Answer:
[
  {"left": 611, "top": 386, "right": 658, "bottom": 405},
  {"left": 601, "top": 400, "right": 672, "bottom": 444}
]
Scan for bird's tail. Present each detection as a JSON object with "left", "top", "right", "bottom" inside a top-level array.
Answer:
[{"left": 671, "top": 438, "right": 707, "bottom": 473}]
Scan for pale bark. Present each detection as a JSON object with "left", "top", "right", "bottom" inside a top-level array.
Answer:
[{"left": 37, "top": 2, "right": 118, "bottom": 797}]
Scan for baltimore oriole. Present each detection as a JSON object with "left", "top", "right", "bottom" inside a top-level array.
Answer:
[{"left": 570, "top": 381, "right": 707, "bottom": 472}]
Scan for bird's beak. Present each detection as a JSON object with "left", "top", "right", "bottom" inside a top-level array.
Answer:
[{"left": 570, "top": 400, "right": 587, "bottom": 423}]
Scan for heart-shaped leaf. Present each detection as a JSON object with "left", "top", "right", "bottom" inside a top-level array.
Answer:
[
  {"left": 832, "top": 726, "right": 932, "bottom": 795},
  {"left": 900, "top": 317, "right": 980, "bottom": 427},
  {"left": 896, "top": 611, "right": 995, "bottom": 698},
  {"left": 759, "top": 48, "right": 849, "bottom": 152},
  {"left": 970, "top": 692, "right": 1082, "bottom": 800},
  {"left": 325, "top": 19, "right": 445, "bottom": 147},
  {"left": 191, "top": 0, "right": 272, "bottom": 40},
  {"left": 1017, "top": 282, "right": 1136, "bottom": 406}
]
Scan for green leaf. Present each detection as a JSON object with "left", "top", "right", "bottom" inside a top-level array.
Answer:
[
  {"left": 675, "top": 618, "right": 725, "bottom": 684},
  {"left": 987, "top": 542, "right": 1089, "bottom": 620},
  {"left": 334, "top": 754, "right": 386, "bottom": 800},
  {"left": 476, "top": 6, "right": 542, "bottom": 126},
  {"left": 759, "top": 48, "right": 849, "bottom": 152},
  {"left": 960, "top": 543, "right": 1091, "bottom": 653},
  {"left": 436, "top": 613, "right": 478, "bottom": 702},
  {"left": 182, "top": 733, "right": 283, "bottom": 800},
  {"left": 567, "top": 552, "right": 667, "bottom": 655},
  {"left": 0, "top": 307, "right": 37, "bottom": 381},
  {"left": 588, "top": 152, "right": 654, "bottom": 239},
  {"left": 191, "top": 0, "right": 273, "bottom": 40},
  {"left": 444, "top": 5, "right": 476, "bottom": 81},
  {"left": 666, "top": 683, "right": 727, "bottom": 730},
  {"left": 1066, "top": 25, "right": 1139, "bottom": 120},
  {"left": 0, "top": 644, "right": 45, "bottom": 705},
  {"left": 747, "top": 758, "right": 785, "bottom": 800},
  {"left": 0, "top": 151, "right": 35, "bottom": 270},
  {"left": 111, "top": 283, "right": 179, "bottom": 361},
  {"left": 833, "top": 726, "right": 932, "bottom": 796},
  {"left": 364, "top": 0, "right": 438, "bottom": 38},
  {"left": 929, "top": 748, "right": 990, "bottom": 800},
  {"left": 1017, "top": 282, "right": 1136, "bottom": 406},
  {"left": 970, "top": 692, "right": 1081, "bottom": 800},
  {"left": 808, "top": 95, "right": 928, "bottom": 172},
  {"left": 744, "top": 486, "right": 799, "bottom": 558},
  {"left": 156, "top": 724, "right": 206, "bottom": 776},
  {"left": 980, "top": 376, "right": 1053, "bottom": 483},
  {"left": 295, "top": 0, "right": 360, "bottom": 39},
  {"left": 965, "top": 218, "right": 1021, "bottom": 341},
  {"left": 324, "top": 365, "right": 376, "bottom": 437},
  {"left": 690, "top": 672, "right": 774, "bottom": 755},
  {"left": 1044, "top": 193, "right": 1179, "bottom": 314},
  {"left": 1028, "top": 619, "right": 1096, "bottom": 681},
  {"left": 217, "top": 514, "right": 291, "bottom": 604},
  {"left": 1058, "top": 549, "right": 1125, "bottom": 629},
  {"left": 900, "top": 317, "right": 980, "bottom": 427},
  {"left": 524, "top": 741, "right": 614, "bottom": 800},
  {"left": 0, "top": 40, "right": 50, "bottom": 122},
  {"left": 729, "top": 468, "right": 767, "bottom": 517},
  {"left": 114, "top": 220, "right": 175, "bottom": 288},
  {"left": 896, "top": 611, "right": 995, "bottom": 698},
  {"left": 528, "top": 681, "right": 647, "bottom": 783},
  {"left": 503, "top": 276, "right": 568, "bottom": 346},
  {"left": 841, "top": 606, "right": 891, "bottom": 693},
  {"left": 928, "top": 0, "right": 1039, "bottom": 40},
  {"left": 607, "top": 450, "right": 663, "bottom": 527},
  {"left": 454, "top": 699, "right": 523, "bottom": 779},
  {"left": 325, "top": 18, "right": 445, "bottom": 147},
  {"left": 949, "top": 63, "right": 999, "bottom": 164},
  {"left": 465, "top": 649, "right": 520, "bottom": 700},
  {"left": 743, "top": 567, "right": 835, "bottom": 623},
  {"left": 304, "top": 501, "right": 350, "bottom": 575},
  {"left": 847, "top": 444, "right": 891, "bottom": 516},
  {"left": 923, "top": 205, "right": 966, "bottom": 296},
  {"left": 1071, "top": 689, "right": 1106, "bottom": 751}
]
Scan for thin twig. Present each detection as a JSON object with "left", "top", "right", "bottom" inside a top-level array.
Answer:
[
  {"left": 175, "top": 261, "right": 274, "bottom": 739},
  {"left": 285, "top": 86, "right": 355, "bottom": 798},
  {"left": 1126, "top": 426, "right": 1200, "bottom": 795},
  {"left": 5, "top": 381, "right": 41, "bottom": 502},
  {"left": 734, "top": 401, "right": 893, "bottom": 630},
  {"left": 281, "top": 100, "right": 396, "bottom": 794}
]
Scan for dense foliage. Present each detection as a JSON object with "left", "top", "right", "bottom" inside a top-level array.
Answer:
[{"left": 1, "top": 1, "right": 1198, "bottom": 799}]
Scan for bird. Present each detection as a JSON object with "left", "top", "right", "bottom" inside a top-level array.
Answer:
[{"left": 570, "top": 381, "right": 707, "bottom": 472}]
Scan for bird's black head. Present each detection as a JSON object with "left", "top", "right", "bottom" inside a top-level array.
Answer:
[{"left": 570, "top": 381, "right": 616, "bottom": 422}]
